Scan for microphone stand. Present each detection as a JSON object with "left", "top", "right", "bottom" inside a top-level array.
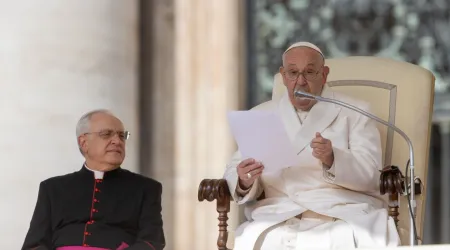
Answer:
[{"left": 294, "top": 90, "right": 417, "bottom": 246}]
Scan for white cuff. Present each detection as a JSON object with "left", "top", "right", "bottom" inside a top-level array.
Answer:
[
  {"left": 235, "top": 178, "right": 261, "bottom": 204},
  {"left": 236, "top": 182, "right": 252, "bottom": 197},
  {"left": 323, "top": 162, "right": 336, "bottom": 182}
]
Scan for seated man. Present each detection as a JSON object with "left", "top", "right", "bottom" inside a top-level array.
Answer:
[
  {"left": 224, "top": 42, "right": 400, "bottom": 249},
  {"left": 22, "top": 110, "right": 165, "bottom": 250}
]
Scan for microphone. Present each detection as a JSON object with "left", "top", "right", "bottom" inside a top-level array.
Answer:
[
  {"left": 294, "top": 90, "right": 418, "bottom": 246},
  {"left": 294, "top": 91, "right": 316, "bottom": 100}
]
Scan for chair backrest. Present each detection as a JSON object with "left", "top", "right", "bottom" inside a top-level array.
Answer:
[{"left": 273, "top": 56, "right": 435, "bottom": 244}]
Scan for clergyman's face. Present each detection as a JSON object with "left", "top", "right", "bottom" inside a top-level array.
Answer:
[
  {"left": 280, "top": 47, "right": 330, "bottom": 111},
  {"left": 78, "top": 113, "right": 127, "bottom": 166}
]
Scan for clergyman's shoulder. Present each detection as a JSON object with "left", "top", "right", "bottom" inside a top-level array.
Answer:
[
  {"left": 41, "top": 171, "right": 80, "bottom": 186},
  {"left": 121, "top": 169, "right": 162, "bottom": 188}
]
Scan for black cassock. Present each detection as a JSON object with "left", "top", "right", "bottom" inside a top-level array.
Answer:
[{"left": 22, "top": 166, "right": 165, "bottom": 250}]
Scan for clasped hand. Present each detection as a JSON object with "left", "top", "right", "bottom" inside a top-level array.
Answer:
[{"left": 310, "top": 132, "right": 334, "bottom": 167}]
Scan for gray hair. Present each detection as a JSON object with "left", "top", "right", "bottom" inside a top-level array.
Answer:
[{"left": 76, "top": 109, "right": 113, "bottom": 154}]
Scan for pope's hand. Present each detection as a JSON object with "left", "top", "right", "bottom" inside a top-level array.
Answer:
[
  {"left": 310, "top": 132, "right": 334, "bottom": 167},
  {"left": 237, "top": 158, "right": 264, "bottom": 189}
]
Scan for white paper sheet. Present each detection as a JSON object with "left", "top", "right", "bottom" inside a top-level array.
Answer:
[{"left": 227, "top": 110, "right": 300, "bottom": 173}]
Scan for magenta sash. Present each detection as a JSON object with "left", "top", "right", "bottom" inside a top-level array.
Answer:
[
  {"left": 56, "top": 247, "right": 108, "bottom": 250},
  {"left": 56, "top": 242, "right": 129, "bottom": 250}
]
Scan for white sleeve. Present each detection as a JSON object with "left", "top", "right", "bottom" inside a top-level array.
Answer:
[{"left": 322, "top": 105, "right": 382, "bottom": 192}]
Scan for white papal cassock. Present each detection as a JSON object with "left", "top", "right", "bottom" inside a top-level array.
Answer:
[{"left": 224, "top": 88, "right": 400, "bottom": 249}]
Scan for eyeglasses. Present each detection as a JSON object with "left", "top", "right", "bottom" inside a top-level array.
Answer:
[
  {"left": 84, "top": 130, "right": 131, "bottom": 141},
  {"left": 284, "top": 68, "right": 321, "bottom": 81}
]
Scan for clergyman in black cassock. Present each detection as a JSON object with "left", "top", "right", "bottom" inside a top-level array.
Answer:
[{"left": 22, "top": 110, "right": 165, "bottom": 250}]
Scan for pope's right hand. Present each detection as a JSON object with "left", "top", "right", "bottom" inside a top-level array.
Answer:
[{"left": 237, "top": 158, "right": 264, "bottom": 189}]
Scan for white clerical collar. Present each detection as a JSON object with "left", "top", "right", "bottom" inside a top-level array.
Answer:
[
  {"left": 84, "top": 163, "right": 104, "bottom": 179},
  {"left": 296, "top": 109, "right": 308, "bottom": 124}
]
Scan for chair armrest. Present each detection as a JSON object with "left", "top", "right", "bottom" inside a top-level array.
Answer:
[
  {"left": 198, "top": 179, "right": 231, "bottom": 250},
  {"left": 198, "top": 179, "right": 231, "bottom": 203}
]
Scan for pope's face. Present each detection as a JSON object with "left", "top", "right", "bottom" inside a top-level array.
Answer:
[{"left": 280, "top": 47, "right": 329, "bottom": 111}]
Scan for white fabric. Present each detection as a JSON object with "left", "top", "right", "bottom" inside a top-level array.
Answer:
[
  {"left": 236, "top": 182, "right": 251, "bottom": 196},
  {"left": 296, "top": 110, "right": 308, "bottom": 124},
  {"left": 223, "top": 88, "right": 401, "bottom": 249},
  {"left": 84, "top": 163, "right": 104, "bottom": 179},
  {"left": 283, "top": 41, "right": 324, "bottom": 59},
  {"left": 323, "top": 163, "right": 336, "bottom": 180},
  {"left": 256, "top": 217, "right": 356, "bottom": 250}
]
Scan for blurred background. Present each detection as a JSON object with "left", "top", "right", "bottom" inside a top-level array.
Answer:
[{"left": 0, "top": 0, "right": 449, "bottom": 249}]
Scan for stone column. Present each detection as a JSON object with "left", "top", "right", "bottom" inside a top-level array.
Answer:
[
  {"left": 0, "top": 1, "right": 139, "bottom": 249},
  {"left": 440, "top": 121, "right": 450, "bottom": 243},
  {"left": 171, "top": 0, "right": 246, "bottom": 249},
  {"left": 139, "top": 0, "right": 176, "bottom": 247}
]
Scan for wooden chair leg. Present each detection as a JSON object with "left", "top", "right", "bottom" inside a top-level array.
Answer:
[
  {"left": 388, "top": 193, "right": 400, "bottom": 226},
  {"left": 217, "top": 189, "right": 230, "bottom": 250},
  {"left": 199, "top": 179, "right": 232, "bottom": 250}
]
